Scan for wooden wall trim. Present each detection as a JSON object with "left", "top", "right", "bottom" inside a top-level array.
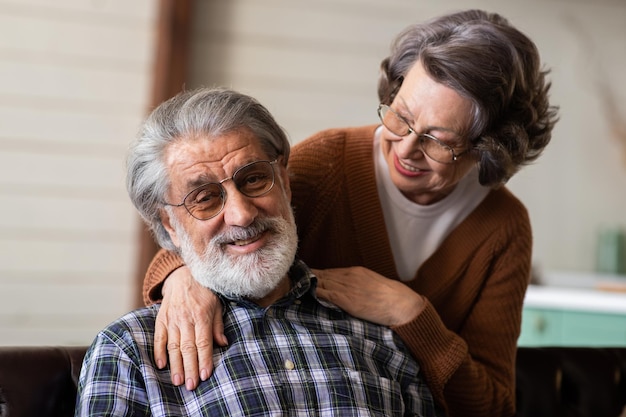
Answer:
[{"left": 135, "top": 0, "right": 192, "bottom": 307}]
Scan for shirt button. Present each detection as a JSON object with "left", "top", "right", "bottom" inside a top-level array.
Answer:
[
  {"left": 284, "top": 359, "right": 295, "bottom": 370},
  {"left": 294, "top": 299, "right": 301, "bottom": 305}
]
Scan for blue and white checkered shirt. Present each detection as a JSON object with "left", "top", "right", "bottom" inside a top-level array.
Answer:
[{"left": 76, "top": 259, "right": 435, "bottom": 416}]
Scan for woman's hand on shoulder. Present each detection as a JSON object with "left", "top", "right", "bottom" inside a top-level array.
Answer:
[
  {"left": 313, "top": 266, "right": 425, "bottom": 327},
  {"left": 155, "top": 266, "right": 228, "bottom": 390}
]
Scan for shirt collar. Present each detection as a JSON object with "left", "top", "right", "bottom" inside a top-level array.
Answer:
[{"left": 217, "top": 258, "right": 318, "bottom": 307}]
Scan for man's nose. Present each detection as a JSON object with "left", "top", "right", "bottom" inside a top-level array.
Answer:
[{"left": 221, "top": 183, "right": 258, "bottom": 227}]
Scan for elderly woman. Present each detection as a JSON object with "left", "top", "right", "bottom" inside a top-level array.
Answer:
[{"left": 142, "top": 9, "right": 559, "bottom": 417}]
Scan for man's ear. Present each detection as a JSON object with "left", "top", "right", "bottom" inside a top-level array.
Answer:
[
  {"left": 160, "top": 208, "right": 181, "bottom": 248},
  {"left": 277, "top": 163, "right": 291, "bottom": 201}
]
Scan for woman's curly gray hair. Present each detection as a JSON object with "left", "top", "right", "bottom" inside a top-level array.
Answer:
[
  {"left": 126, "top": 87, "right": 291, "bottom": 250},
  {"left": 378, "top": 9, "right": 559, "bottom": 186}
]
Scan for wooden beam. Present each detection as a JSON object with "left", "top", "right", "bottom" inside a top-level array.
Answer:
[{"left": 134, "top": 0, "right": 192, "bottom": 308}]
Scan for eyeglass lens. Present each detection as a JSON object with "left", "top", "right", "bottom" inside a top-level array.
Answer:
[
  {"left": 378, "top": 105, "right": 455, "bottom": 163},
  {"left": 379, "top": 105, "right": 411, "bottom": 137},
  {"left": 184, "top": 160, "right": 276, "bottom": 220}
]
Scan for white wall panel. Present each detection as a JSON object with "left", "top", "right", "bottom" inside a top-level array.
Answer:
[
  {"left": 0, "top": 152, "right": 126, "bottom": 189},
  {"left": 1, "top": 107, "right": 142, "bottom": 145},
  {"left": 0, "top": 283, "right": 134, "bottom": 316},
  {"left": 0, "top": 0, "right": 154, "bottom": 19},
  {"left": 0, "top": 62, "right": 148, "bottom": 105},
  {"left": 0, "top": 14, "right": 153, "bottom": 64},
  {"left": 0, "top": 0, "right": 157, "bottom": 346},
  {"left": 0, "top": 195, "right": 135, "bottom": 232},
  {"left": 0, "top": 240, "right": 134, "bottom": 275},
  {"left": 0, "top": 284, "right": 134, "bottom": 345}
]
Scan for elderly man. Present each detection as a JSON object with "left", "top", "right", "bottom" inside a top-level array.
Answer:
[{"left": 75, "top": 87, "right": 435, "bottom": 416}]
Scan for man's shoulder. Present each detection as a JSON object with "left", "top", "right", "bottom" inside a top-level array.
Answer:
[
  {"left": 96, "top": 304, "right": 160, "bottom": 350},
  {"left": 110, "top": 304, "right": 159, "bottom": 329}
]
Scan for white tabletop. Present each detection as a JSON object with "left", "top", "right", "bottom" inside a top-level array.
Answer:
[{"left": 524, "top": 270, "right": 626, "bottom": 314}]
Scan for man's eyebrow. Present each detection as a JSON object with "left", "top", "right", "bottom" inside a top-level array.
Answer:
[
  {"left": 184, "top": 173, "right": 217, "bottom": 191},
  {"left": 181, "top": 156, "right": 269, "bottom": 192}
]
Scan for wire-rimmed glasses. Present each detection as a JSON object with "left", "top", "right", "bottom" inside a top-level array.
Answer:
[
  {"left": 377, "top": 104, "right": 467, "bottom": 164},
  {"left": 164, "top": 160, "right": 279, "bottom": 220}
]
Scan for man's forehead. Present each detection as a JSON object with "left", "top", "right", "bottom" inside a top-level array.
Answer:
[
  {"left": 167, "top": 130, "right": 260, "bottom": 158},
  {"left": 164, "top": 131, "right": 267, "bottom": 186}
]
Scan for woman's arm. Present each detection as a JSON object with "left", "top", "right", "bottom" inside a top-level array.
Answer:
[
  {"left": 314, "top": 261, "right": 525, "bottom": 417},
  {"left": 314, "top": 218, "right": 529, "bottom": 417},
  {"left": 143, "top": 249, "right": 184, "bottom": 305},
  {"left": 314, "top": 266, "right": 426, "bottom": 327},
  {"left": 400, "top": 221, "right": 529, "bottom": 416},
  {"left": 144, "top": 249, "right": 227, "bottom": 390}
]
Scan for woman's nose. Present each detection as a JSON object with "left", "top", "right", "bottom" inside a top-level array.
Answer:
[{"left": 394, "top": 132, "right": 425, "bottom": 160}]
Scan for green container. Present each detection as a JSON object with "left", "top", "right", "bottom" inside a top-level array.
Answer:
[{"left": 595, "top": 227, "right": 626, "bottom": 275}]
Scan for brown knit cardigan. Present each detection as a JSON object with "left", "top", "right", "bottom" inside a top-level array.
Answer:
[{"left": 144, "top": 125, "right": 531, "bottom": 417}]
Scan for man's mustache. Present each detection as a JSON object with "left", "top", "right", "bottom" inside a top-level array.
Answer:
[{"left": 211, "top": 218, "right": 278, "bottom": 246}]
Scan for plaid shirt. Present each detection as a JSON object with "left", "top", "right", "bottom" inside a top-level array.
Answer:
[{"left": 76, "top": 260, "right": 435, "bottom": 416}]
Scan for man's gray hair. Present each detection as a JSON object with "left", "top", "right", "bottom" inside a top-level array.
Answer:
[{"left": 126, "top": 87, "right": 291, "bottom": 250}]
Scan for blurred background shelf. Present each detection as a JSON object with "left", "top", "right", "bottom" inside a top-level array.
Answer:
[{"left": 518, "top": 270, "right": 626, "bottom": 347}]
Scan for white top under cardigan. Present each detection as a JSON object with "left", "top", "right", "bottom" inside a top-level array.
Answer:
[{"left": 374, "top": 126, "right": 490, "bottom": 281}]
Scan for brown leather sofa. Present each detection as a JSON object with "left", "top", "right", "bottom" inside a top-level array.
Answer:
[
  {"left": 0, "top": 345, "right": 625, "bottom": 417},
  {"left": 515, "top": 347, "right": 626, "bottom": 417},
  {"left": 0, "top": 346, "right": 86, "bottom": 417}
]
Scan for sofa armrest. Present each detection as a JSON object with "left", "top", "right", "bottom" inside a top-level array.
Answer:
[
  {"left": 516, "top": 347, "right": 626, "bottom": 417},
  {"left": 0, "top": 346, "right": 87, "bottom": 417}
]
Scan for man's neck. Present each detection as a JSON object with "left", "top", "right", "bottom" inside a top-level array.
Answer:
[{"left": 252, "top": 275, "right": 291, "bottom": 307}]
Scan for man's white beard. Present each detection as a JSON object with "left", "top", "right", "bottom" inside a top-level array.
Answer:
[{"left": 173, "top": 210, "right": 298, "bottom": 300}]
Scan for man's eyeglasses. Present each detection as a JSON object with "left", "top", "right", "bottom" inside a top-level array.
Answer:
[
  {"left": 164, "top": 160, "right": 279, "bottom": 220},
  {"left": 377, "top": 104, "right": 467, "bottom": 164}
]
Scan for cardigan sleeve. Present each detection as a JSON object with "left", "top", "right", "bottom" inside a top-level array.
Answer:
[
  {"left": 142, "top": 249, "right": 185, "bottom": 305},
  {"left": 392, "top": 192, "right": 531, "bottom": 417},
  {"left": 391, "top": 300, "right": 467, "bottom": 409}
]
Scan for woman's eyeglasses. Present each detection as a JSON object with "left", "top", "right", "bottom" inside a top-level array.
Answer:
[{"left": 377, "top": 104, "right": 467, "bottom": 164}]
